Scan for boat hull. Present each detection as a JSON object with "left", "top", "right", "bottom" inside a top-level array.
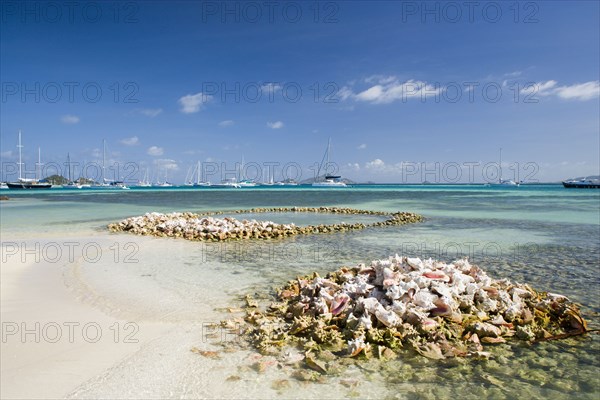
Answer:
[
  {"left": 562, "top": 181, "right": 600, "bottom": 189},
  {"left": 312, "top": 182, "right": 348, "bottom": 187},
  {"left": 7, "top": 182, "right": 52, "bottom": 190}
]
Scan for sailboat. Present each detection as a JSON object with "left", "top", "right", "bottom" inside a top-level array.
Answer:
[
  {"left": 212, "top": 177, "right": 241, "bottom": 188},
  {"left": 238, "top": 156, "right": 258, "bottom": 187},
  {"left": 64, "top": 153, "right": 82, "bottom": 188},
  {"left": 491, "top": 148, "right": 519, "bottom": 186},
  {"left": 137, "top": 168, "right": 152, "bottom": 187},
  {"left": 312, "top": 137, "right": 347, "bottom": 187},
  {"left": 183, "top": 165, "right": 194, "bottom": 186},
  {"left": 193, "top": 161, "right": 211, "bottom": 187},
  {"left": 96, "top": 139, "right": 129, "bottom": 189},
  {"left": 261, "top": 167, "right": 274, "bottom": 186},
  {"left": 7, "top": 131, "right": 52, "bottom": 190},
  {"left": 153, "top": 164, "right": 173, "bottom": 187}
]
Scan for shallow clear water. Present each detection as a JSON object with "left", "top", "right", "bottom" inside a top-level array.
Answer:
[{"left": 1, "top": 184, "right": 599, "bottom": 399}]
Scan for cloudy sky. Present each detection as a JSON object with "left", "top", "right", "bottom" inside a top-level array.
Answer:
[{"left": 1, "top": 1, "right": 598, "bottom": 183}]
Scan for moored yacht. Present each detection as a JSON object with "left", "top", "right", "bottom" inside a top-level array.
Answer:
[
  {"left": 312, "top": 175, "right": 347, "bottom": 187},
  {"left": 490, "top": 148, "right": 520, "bottom": 187},
  {"left": 562, "top": 177, "right": 600, "bottom": 189},
  {"left": 192, "top": 161, "right": 211, "bottom": 186},
  {"left": 212, "top": 178, "right": 241, "bottom": 188},
  {"left": 137, "top": 169, "right": 152, "bottom": 187},
  {"left": 312, "top": 137, "right": 348, "bottom": 187},
  {"left": 92, "top": 140, "right": 130, "bottom": 189},
  {"left": 7, "top": 132, "right": 52, "bottom": 190}
]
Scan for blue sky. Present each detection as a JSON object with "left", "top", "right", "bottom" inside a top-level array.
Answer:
[{"left": 1, "top": 1, "right": 598, "bottom": 183}]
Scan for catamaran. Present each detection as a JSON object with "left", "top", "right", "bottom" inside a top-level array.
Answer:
[
  {"left": 7, "top": 131, "right": 52, "bottom": 190},
  {"left": 312, "top": 137, "right": 347, "bottom": 187}
]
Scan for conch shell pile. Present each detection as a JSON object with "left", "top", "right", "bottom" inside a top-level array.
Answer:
[{"left": 243, "top": 256, "right": 588, "bottom": 361}]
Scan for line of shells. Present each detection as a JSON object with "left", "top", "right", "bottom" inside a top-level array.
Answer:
[{"left": 107, "top": 207, "right": 424, "bottom": 241}]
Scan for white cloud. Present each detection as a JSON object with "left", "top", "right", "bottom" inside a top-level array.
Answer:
[
  {"left": 261, "top": 83, "right": 282, "bottom": 93},
  {"left": 522, "top": 80, "right": 599, "bottom": 101},
  {"left": 555, "top": 81, "right": 600, "bottom": 101},
  {"left": 357, "top": 143, "right": 367, "bottom": 150},
  {"left": 503, "top": 71, "right": 522, "bottom": 78},
  {"left": 267, "top": 121, "right": 284, "bottom": 129},
  {"left": 1, "top": 150, "right": 13, "bottom": 158},
  {"left": 366, "top": 159, "right": 387, "bottom": 170},
  {"left": 178, "top": 92, "right": 212, "bottom": 113},
  {"left": 120, "top": 136, "right": 139, "bottom": 146},
  {"left": 147, "top": 146, "right": 164, "bottom": 156},
  {"left": 139, "top": 108, "right": 163, "bottom": 117},
  {"left": 365, "top": 75, "right": 396, "bottom": 84},
  {"left": 521, "top": 80, "right": 557, "bottom": 97},
  {"left": 61, "top": 114, "right": 80, "bottom": 124},
  {"left": 346, "top": 163, "right": 360, "bottom": 171},
  {"left": 364, "top": 159, "right": 413, "bottom": 175},
  {"left": 337, "top": 86, "right": 355, "bottom": 101},
  {"left": 154, "top": 158, "right": 178, "bottom": 171},
  {"left": 218, "top": 120, "right": 235, "bottom": 127},
  {"left": 343, "top": 77, "right": 442, "bottom": 104}
]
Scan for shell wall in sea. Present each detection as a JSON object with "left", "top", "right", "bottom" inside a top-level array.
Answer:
[{"left": 107, "top": 207, "right": 424, "bottom": 242}]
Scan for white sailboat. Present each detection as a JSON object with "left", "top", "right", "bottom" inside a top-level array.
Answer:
[
  {"left": 193, "top": 161, "right": 211, "bottom": 187},
  {"left": 64, "top": 153, "right": 82, "bottom": 188},
  {"left": 238, "top": 156, "right": 258, "bottom": 187},
  {"left": 261, "top": 167, "right": 274, "bottom": 186},
  {"left": 212, "top": 178, "right": 241, "bottom": 188},
  {"left": 492, "top": 148, "right": 519, "bottom": 186},
  {"left": 97, "top": 139, "right": 129, "bottom": 189},
  {"left": 153, "top": 163, "right": 173, "bottom": 187},
  {"left": 184, "top": 165, "right": 194, "bottom": 186},
  {"left": 312, "top": 137, "right": 347, "bottom": 187},
  {"left": 137, "top": 168, "right": 152, "bottom": 187}
]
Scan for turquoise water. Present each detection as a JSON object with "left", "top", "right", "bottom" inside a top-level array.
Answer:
[{"left": 1, "top": 184, "right": 599, "bottom": 398}]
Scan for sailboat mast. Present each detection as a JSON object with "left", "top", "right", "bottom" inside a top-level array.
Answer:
[
  {"left": 67, "top": 153, "right": 72, "bottom": 181},
  {"left": 326, "top": 137, "right": 331, "bottom": 171},
  {"left": 499, "top": 147, "right": 502, "bottom": 184},
  {"left": 197, "top": 161, "right": 201, "bottom": 184},
  {"left": 37, "top": 147, "right": 41, "bottom": 181},
  {"left": 17, "top": 130, "right": 23, "bottom": 180},
  {"left": 102, "top": 139, "right": 106, "bottom": 183},
  {"left": 240, "top": 155, "right": 245, "bottom": 181}
]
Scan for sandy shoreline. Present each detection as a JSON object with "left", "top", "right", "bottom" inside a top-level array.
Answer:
[
  {"left": 0, "top": 237, "right": 171, "bottom": 399},
  {"left": 1, "top": 233, "right": 380, "bottom": 399}
]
